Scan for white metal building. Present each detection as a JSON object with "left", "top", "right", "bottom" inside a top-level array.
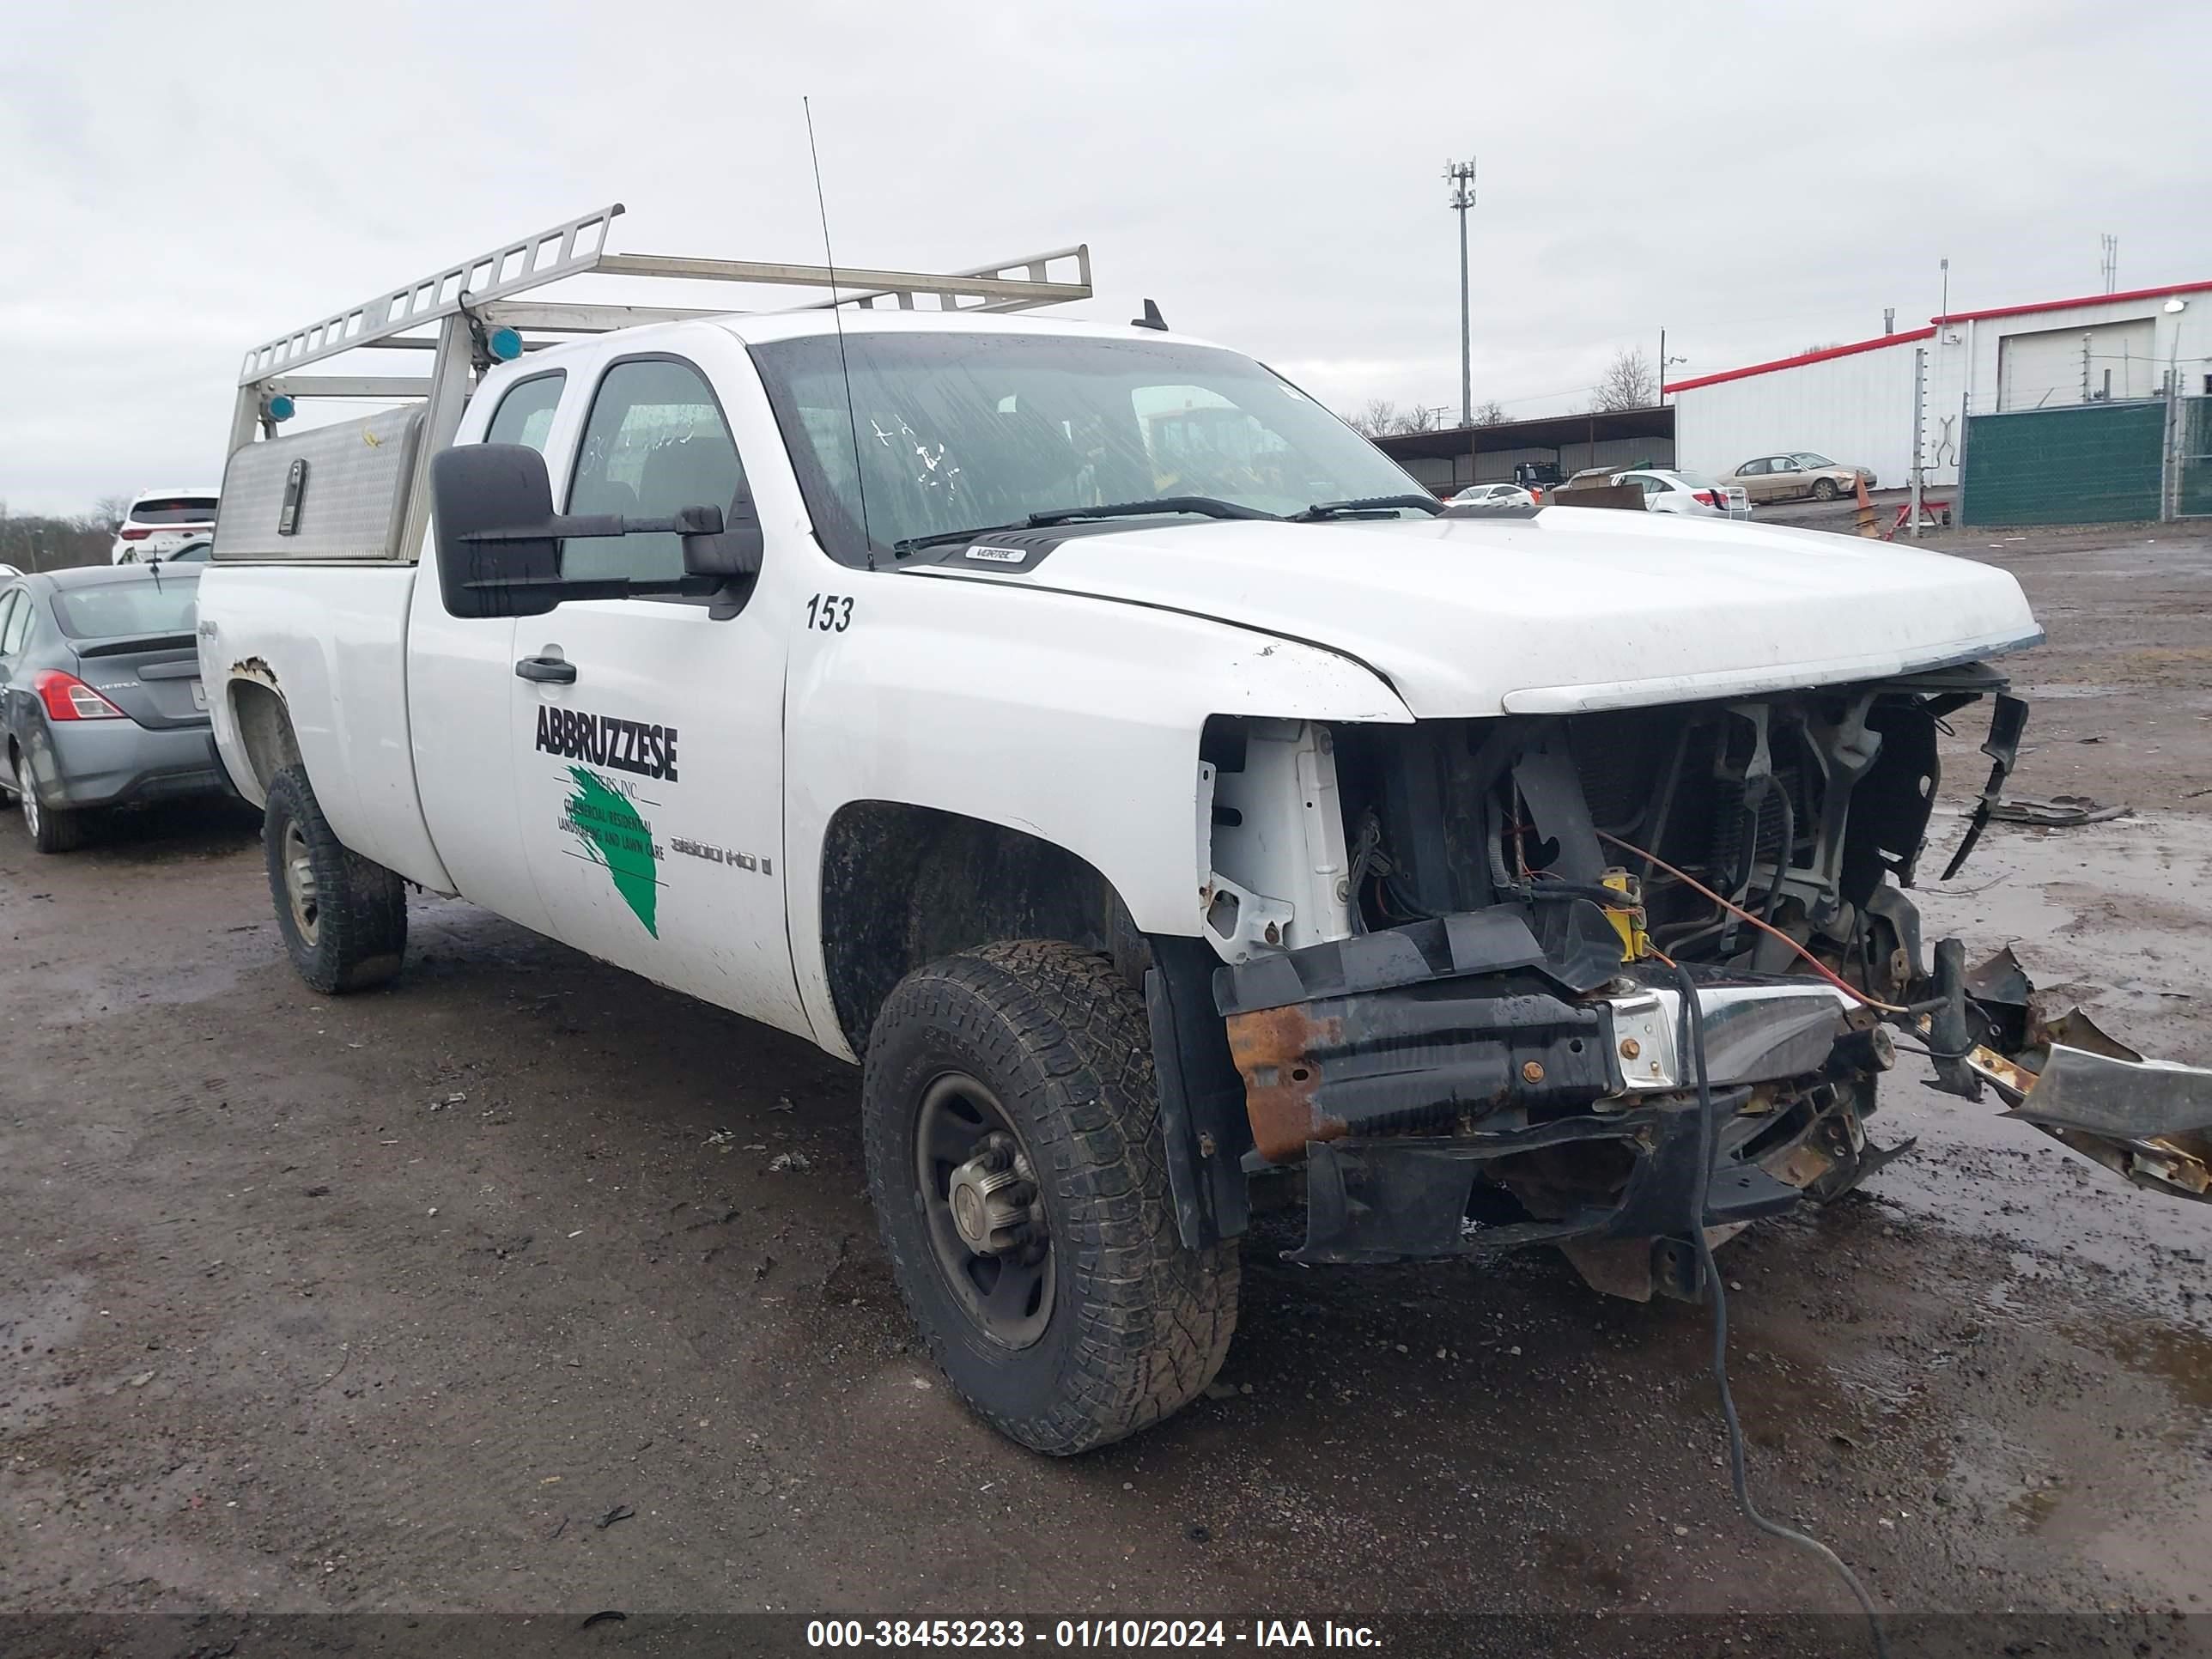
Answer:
[{"left": 1668, "top": 279, "right": 2212, "bottom": 489}]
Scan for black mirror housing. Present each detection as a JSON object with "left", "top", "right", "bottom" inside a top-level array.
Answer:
[
  {"left": 431, "top": 444, "right": 562, "bottom": 619},
  {"left": 432, "top": 443, "right": 764, "bottom": 619}
]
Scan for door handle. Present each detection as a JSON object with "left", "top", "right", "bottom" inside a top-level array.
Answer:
[{"left": 515, "top": 654, "right": 577, "bottom": 684}]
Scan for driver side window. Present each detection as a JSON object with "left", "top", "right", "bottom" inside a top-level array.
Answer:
[{"left": 566, "top": 358, "right": 750, "bottom": 584}]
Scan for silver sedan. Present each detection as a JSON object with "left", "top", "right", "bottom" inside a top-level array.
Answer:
[{"left": 0, "top": 563, "right": 231, "bottom": 853}]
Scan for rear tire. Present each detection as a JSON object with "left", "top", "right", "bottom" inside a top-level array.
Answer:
[
  {"left": 21, "top": 781, "right": 90, "bottom": 854},
  {"left": 863, "top": 939, "right": 1239, "bottom": 1455},
  {"left": 1812, "top": 477, "right": 1839, "bottom": 501},
  {"left": 263, "top": 765, "right": 406, "bottom": 994}
]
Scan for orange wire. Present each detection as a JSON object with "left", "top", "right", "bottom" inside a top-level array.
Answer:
[{"left": 1592, "top": 828, "right": 1908, "bottom": 1016}]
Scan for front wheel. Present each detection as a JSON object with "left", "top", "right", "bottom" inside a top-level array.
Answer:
[
  {"left": 863, "top": 939, "right": 1240, "bottom": 1455},
  {"left": 263, "top": 765, "right": 407, "bottom": 994},
  {"left": 1812, "top": 477, "right": 1840, "bottom": 501}
]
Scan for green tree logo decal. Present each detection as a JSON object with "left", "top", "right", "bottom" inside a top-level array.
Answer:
[{"left": 562, "top": 767, "right": 660, "bottom": 936}]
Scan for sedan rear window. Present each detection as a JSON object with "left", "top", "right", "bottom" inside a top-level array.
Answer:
[
  {"left": 129, "top": 497, "right": 219, "bottom": 525},
  {"left": 52, "top": 577, "right": 199, "bottom": 640}
]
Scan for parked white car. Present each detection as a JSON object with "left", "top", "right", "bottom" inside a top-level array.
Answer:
[
  {"left": 193, "top": 208, "right": 2209, "bottom": 1460},
  {"left": 111, "top": 487, "right": 220, "bottom": 563},
  {"left": 1448, "top": 483, "right": 1535, "bottom": 507},
  {"left": 1612, "top": 469, "right": 1751, "bottom": 520}
]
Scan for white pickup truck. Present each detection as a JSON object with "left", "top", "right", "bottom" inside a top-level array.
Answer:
[{"left": 198, "top": 207, "right": 2211, "bottom": 1455}]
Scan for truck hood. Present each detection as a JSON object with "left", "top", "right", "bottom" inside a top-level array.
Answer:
[{"left": 909, "top": 506, "right": 2043, "bottom": 716}]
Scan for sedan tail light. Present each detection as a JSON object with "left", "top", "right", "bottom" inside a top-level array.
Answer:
[
  {"left": 1692, "top": 490, "right": 1720, "bottom": 507},
  {"left": 34, "top": 670, "right": 128, "bottom": 721}
]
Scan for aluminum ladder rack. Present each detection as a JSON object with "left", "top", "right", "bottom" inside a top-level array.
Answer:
[{"left": 225, "top": 202, "right": 1091, "bottom": 562}]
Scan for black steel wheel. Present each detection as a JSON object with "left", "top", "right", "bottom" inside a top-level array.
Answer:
[
  {"left": 913, "top": 1072, "right": 1055, "bottom": 1349},
  {"left": 863, "top": 939, "right": 1239, "bottom": 1455}
]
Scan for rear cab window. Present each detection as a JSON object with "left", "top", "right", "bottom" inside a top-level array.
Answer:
[{"left": 485, "top": 372, "right": 566, "bottom": 452}]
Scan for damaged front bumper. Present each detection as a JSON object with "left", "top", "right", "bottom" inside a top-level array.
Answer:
[
  {"left": 1211, "top": 905, "right": 1904, "bottom": 1297},
  {"left": 1195, "top": 908, "right": 2212, "bottom": 1300}
]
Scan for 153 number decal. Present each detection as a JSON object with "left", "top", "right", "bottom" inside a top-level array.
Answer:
[{"left": 806, "top": 594, "right": 854, "bottom": 632}]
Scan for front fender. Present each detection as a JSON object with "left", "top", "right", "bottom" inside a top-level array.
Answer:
[{"left": 782, "top": 574, "right": 1410, "bottom": 1057}]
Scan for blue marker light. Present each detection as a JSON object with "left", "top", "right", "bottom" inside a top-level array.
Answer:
[
  {"left": 266, "top": 394, "right": 296, "bottom": 422},
  {"left": 488, "top": 327, "right": 524, "bottom": 362}
]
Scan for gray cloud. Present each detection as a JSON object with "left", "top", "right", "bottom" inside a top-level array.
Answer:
[{"left": 3, "top": 0, "right": 2207, "bottom": 512}]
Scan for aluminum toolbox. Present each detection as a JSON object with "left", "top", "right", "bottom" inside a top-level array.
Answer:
[{"left": 213, "top": 405, "right": 426, "bottom": 562}]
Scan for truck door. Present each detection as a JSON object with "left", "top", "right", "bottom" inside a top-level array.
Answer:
[
  {"left": 408, "top": 370, "right": 567, "bottom": 934},
  {"left": 514, "top": 351, "right": 811, "bottom": 1040}
]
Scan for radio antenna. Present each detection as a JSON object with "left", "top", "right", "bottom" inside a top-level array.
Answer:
[{"left": 803, "top": 96, "right": 875, "bottom": 572}]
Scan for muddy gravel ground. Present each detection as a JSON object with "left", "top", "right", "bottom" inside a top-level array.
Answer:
[{"left": 5, "top": 526, "right": 2211, "bottom": 1659}]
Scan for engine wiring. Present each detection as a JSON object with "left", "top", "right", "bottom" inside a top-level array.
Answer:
[
  {"left": 1670, "top": 957, "right": 1893, "bottom": 1659},
  {"left": 1593, "top": 828, "right": 1914, "bottom": 1016}
]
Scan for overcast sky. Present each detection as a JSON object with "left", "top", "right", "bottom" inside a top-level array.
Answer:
[{"left": 5, "top": 0, "right": 2209, "bottom": 514}]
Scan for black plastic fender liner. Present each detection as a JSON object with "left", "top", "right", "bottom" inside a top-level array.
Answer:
[{"left": 1145, "top": 935, "right": 1255, "bottom": 1250}]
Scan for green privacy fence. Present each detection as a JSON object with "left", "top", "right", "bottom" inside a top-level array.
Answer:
[
  {"left": 1960, "top": 400, "right": 2166, "bottom": 526},
  {"left": 2184, "top": 398, "right": 2212, "bottom": 519}
]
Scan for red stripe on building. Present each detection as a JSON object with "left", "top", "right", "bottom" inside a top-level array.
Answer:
[
  {"left": 1931, "top": 277, "right": 2212, "bottom": 325},
  {"left": 1664, "top": 327, "right": 1936, "bottom": 395}
]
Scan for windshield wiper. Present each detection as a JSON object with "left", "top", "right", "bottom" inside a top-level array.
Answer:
[
  {"left": 1026, "top": 495, "right": 1283, "bottom": 527},
  {"left": 1288, "top": 495, "right": 1444, "bottom": 522},
  {"left": 893, "top": 496, "right": 1282, "bottom": 558}
]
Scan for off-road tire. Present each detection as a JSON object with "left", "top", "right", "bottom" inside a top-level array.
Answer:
[
  {"left": 264, "top": 765, "right": 407, "bottom": 994},
  {"left": 863, "top": 939, "right": 1240, "bottom": 1455},
  {"left": 1812, "top": 477, "right": 1840, "bottom": 501}
]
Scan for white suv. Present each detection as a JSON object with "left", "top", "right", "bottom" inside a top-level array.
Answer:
[{"left": 111, "top": 487, "right": 220, "bottom": 562}]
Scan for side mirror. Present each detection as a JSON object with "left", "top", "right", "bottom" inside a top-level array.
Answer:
[
  {"left": 432, "top": 443, "right": 763, "bottom": 619},
  {"left": 432, "top": 444, "right": 562, "bottom": 619}
]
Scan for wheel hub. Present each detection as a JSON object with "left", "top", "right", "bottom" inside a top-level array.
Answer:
[
  {"left": 283, "top": 820, "right": 319, "bottom": 945},
  {"left": 946, "top": 1133, "right": 1042, "bottom": 1259},
  {"left": 913, "top": 1075, "right": 1056, "bottom": 1348}
]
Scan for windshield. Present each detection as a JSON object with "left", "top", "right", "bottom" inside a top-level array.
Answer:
[
  {"left": 747, "top": 331, "right": 1423, "bottom": 563},
  {"left": 52, "top": 573, "right": 199, "bottom": 639}
]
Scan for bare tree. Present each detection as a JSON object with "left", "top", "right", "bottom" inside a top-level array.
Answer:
[
  {"left": 1343, "top": 398, "right": 1401, "bottom": 439},
  {"left": 89, "top": 494, "right": 133, "bottom": 533},
  {"left": 1395, "top": 404, "right": 1441, "bottom": 434},
  {"left": 1470, "top": 399, "right": 1507, "bottom": 427},
  {"left": 1592, "top": 348, "right": 1657, "bottom": 411}
]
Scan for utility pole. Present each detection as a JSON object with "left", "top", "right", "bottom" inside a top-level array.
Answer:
[
  {"left": 1659, "top": 328, "right": 1686, "bottom": 404},
  {"left": 1939, "top": 257, "right": 1950, "bottom": 321},
  {"left": 2100, "top": 234, "right": 2118, "bottom": 295},
  {"left": 1444, "top": 157, "right": 1476, "bottom": 428}
]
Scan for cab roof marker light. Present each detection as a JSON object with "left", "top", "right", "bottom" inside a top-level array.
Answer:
[
  {"left": 488, "top": 327, "right": 524, "bottom": 362},
  {"left": 265, "top": 394, "right": 296, "bottom": 422}
]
